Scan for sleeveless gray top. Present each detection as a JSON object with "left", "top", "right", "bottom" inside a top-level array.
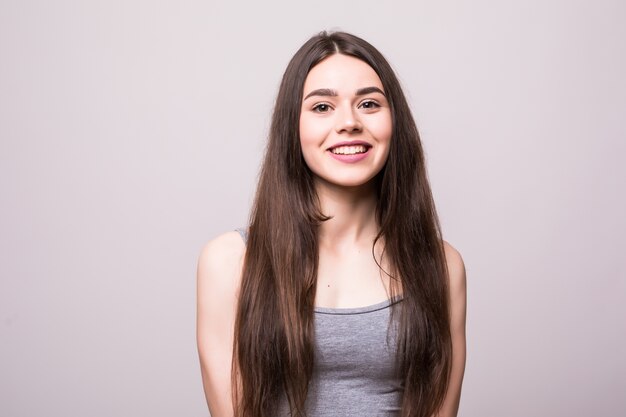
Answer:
[{"left": 236, "top": 228, "right": 403, "bottom": 416}]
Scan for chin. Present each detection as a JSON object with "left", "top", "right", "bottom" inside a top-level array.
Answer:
[{"left": 315, "top": 175, "right": 378, "bottom": 190}]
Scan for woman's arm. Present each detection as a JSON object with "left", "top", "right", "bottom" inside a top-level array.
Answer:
[
  {"left": 437, "top": 242, "right": 468, "bottom": 417},
  {"left": 196, "top": 231, "right": 245, "bottom": 417}
]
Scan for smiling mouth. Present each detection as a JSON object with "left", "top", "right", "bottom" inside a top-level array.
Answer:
[{"left": 329, "top": 145, "right": 370, "bottom": 155}]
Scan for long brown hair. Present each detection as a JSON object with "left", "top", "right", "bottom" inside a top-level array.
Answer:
[{"left": 233, "top": 31, "right": 452, "bottom": 417}]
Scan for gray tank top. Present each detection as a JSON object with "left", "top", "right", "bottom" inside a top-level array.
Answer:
[{"left": 236, "top": 228, "right": 403, "bottom": 416}]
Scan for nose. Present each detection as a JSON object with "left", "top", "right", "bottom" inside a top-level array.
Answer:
[{"left": 335, "top": 104, "right": 363, "bottom": 134}]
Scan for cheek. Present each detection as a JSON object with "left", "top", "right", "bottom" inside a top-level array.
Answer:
[
  {"left": 299, "top": 116, "right": 323, "bottom": 170},
  {"left": 371, "top": 113, "right": 393, "bottom": 145},
  {"left": 299, "top": 115, "right": 327, "bottom": 146}
]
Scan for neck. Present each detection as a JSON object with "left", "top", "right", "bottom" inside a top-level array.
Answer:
[{"left": 315, "top": 179, "right": 379, "bottom": 249}]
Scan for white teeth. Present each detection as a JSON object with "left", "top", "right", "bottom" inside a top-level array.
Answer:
[{"left": 330, "top": 145, "right": 367, "bottom": 155}]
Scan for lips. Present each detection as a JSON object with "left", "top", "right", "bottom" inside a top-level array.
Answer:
[
  {"left": 330, "top": 144, "right": 368, "bottom": 155},
  {"left": 327, "top": 141, "right": 372, "bottom": 163},
  {"left": 327, "top": 141, "right": 372, "bottom": 153}
]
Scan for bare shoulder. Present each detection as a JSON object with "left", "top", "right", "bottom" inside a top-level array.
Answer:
[
  {"left": 442, "top": 241, "right": 467, "bottom": 299},
  {"left": 438, "top": 241, "right": 467, "bottom": 416},
  {"left": 197, "top": 230, "right": 246, "bottom": 294},
  {"left": 442, "top": 241, "right": 466, "bottom": 318},
  {"left": 197, "top": 231, "right": 246, "bottom": 415}
]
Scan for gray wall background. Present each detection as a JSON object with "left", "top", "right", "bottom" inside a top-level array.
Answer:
[{"left": 1, "top": 0, "right": 624, "bottom": 416}]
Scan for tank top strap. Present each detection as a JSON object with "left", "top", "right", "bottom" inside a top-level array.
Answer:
[{"left": 235, "top": 227, "right": 248, "bottom": 244}]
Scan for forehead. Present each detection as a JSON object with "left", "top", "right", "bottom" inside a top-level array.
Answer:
[{"left": 303, "top": 54, "right": 383, "bottom": 93}]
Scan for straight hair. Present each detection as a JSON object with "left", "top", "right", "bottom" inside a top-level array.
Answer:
[{"left": 233, "top": 31, "right": 452, "bottom": 417}]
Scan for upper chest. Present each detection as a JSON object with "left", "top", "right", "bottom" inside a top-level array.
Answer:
[{"left": 315, "top": 246, "right": 393, "bottom": 309}]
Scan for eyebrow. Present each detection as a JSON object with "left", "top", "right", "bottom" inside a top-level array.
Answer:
[{"left": 303, "top": 86, "right": 386, "bottom": 100}]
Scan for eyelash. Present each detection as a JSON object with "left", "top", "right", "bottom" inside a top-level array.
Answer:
[
  {"left": 311, "top": 100, "right": 381, "bottom": 113},
  {"left": 359, "top": 100, "right": 381, "bottom": 109},
  {"left": 312, "top": 103, "right": 332, "bottom": 113}
]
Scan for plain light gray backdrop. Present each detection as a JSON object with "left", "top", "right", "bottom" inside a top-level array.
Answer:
[{"left": 1, "top": 0, "right": 624, "bottom": 416}]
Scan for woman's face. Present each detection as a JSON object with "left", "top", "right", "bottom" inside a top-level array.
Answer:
[{"left": 299, "top": 54, "right": 392, "bottom": 190}]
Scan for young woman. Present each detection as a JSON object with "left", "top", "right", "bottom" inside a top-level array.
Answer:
[{"left": 197, "top": 31, "right": 466, "bottom": 417}]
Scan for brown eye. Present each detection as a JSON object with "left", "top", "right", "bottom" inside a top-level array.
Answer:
[
  {"left": 360, "top": 100, "right": 380, "bottom": 109},
  {"left": 313, "top": 103, "right": 331, "bottom": 113}
]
